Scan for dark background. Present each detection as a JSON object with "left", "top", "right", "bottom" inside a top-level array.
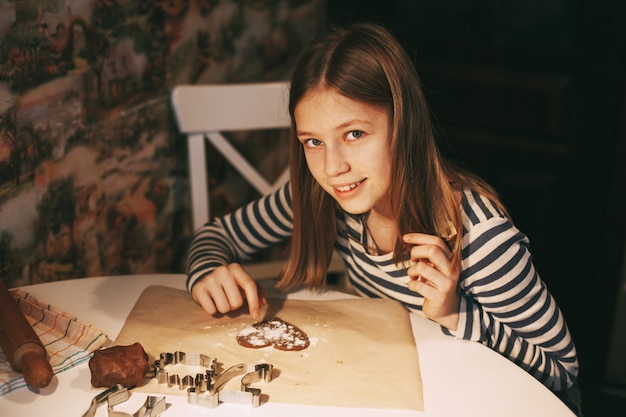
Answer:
[{"left": 327, "top": 1, "right": 626, "bottom": 416}]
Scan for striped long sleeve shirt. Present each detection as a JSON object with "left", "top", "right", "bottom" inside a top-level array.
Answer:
[{"left": 186, "top": 182, "right": 579, "bottom": 392}]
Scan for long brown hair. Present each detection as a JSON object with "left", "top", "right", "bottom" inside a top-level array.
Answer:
[{"left": 276, "top": 22, "right": 507, "bottom": 291}]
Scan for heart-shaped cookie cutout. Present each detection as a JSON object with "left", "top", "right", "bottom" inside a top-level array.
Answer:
[{"left": 237, "top": 317, "right": 310, "bottom": 351}]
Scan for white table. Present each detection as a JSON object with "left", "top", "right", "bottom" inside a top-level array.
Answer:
[{"left": 0, "top": 274, "right": 574, "bottom": 417}]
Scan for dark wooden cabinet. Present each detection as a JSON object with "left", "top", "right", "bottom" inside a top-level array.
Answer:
[{"left": 328, "top": 1, "right": 626, "bottom": 415}]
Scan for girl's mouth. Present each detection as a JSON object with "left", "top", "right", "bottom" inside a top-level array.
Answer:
[{"left": 335, "top": 180, "right": 363, "bottom": 193}]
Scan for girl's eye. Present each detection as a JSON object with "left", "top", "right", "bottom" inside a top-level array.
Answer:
[
  {"left": 347, "top": 130, "right": 364, "bottom": 140},
  {"left": 303, "top": 138, "right": 323, "bottom": 148}
]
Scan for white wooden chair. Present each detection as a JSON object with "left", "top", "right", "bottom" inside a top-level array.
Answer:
[{"left": 171, "top": 82, "right": 346, "bottom": 282}]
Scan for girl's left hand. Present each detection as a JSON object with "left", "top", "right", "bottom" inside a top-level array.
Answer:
[{"left": 403, "top": 233, "right": 460, "bottom": 330}]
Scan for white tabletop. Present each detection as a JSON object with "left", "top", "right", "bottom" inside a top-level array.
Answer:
[{"left": 0, "top": 274, "right": 574, "bottom": 417}]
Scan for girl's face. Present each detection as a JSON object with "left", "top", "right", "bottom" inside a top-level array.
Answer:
[{"left": 294, "top": 87, "right": 393, "bottom": 218}]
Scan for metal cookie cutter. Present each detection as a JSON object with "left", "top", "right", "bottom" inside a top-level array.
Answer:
[
  {"left": 188, "top": 363, "right": 273, "bottom": 408},
  {"left": 82, "top": 384, "right": 168, "bottom": 417},
  {"left": 154, "top": 351, "right": 217, "bottom": 390},
  {"left": 108, "top": 393, "right": 167, "bottom": 417},
  {"left": 82, "top": 384, "right": 128, "bottom": 417}
]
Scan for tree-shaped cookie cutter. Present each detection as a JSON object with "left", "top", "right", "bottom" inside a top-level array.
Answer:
[{"left": 154, "top": 351, "right": 217, "bottom": 390}]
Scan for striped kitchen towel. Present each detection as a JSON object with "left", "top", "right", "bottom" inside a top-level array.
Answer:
[{"left": 0, "top": 288, "right": 108, "bottom": 395}]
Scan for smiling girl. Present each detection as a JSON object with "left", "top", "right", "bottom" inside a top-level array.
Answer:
[{"left": 185, "top": 22, "right": 579, "bottom": 413}]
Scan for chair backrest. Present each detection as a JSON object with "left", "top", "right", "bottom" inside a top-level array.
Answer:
[
  {"left": 171, "top": 82, "right": 291, "bottom": 230},
  {"left": 171, "top": 82, "right": 347, "bottom": 282}
]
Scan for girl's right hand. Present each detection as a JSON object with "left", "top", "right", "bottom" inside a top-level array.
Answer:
[{"left": 190, "top": 264, "right": 266, "bottom": 318}]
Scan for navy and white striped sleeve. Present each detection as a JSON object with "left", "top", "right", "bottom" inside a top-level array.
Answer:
[
  {"left": 185, "top": 182, "right": 294, "bottom": 291},
  {"left": 452, "top": 190, "right": 578, "bottom": 391}
]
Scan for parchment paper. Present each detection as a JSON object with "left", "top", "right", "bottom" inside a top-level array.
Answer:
[{"left": 113, "top": 285, "right": 424, "bottom": 411}]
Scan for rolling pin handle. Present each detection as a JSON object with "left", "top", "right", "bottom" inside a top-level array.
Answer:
[
  {"left": 20, "top": 349, "right": 54, "bottom": 388},
  {"left": 0, "top": 280, "right": 53, "bottom": 389}
]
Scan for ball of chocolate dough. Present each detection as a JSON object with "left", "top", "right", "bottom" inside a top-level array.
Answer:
[{"left": 89, "top": 342, "right": 150, "bottom": 388}]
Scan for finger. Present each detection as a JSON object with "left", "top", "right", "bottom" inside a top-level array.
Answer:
[
  {"left": 403, "top": 232, "right": 451, "bottom": 254},
  {"left": 212, "top": 282, "right": 239, "bottom": 314},
  {"left": 407, "top": 261, "right": 438, "bottom": 285},
  {"left": 404, "top": 232, "right": 451, "bottom": 259},
  {"left": 205, "top": 264, "right": 250, "bottom": 314},
  {"left": 201, "top": 267, "right": 244, "bottom": 314},
  {"left": 407, "top": 260, "right": 456, "bottom": 292},
  {"left": 408, "top": 277, "right": 436, "bottom": 297},
  {"left": 407, "top": 242, "right": 453, "bottom": 277},
  {"left": 192, "top": 285, "right": 218, "bottom": 315},
  {"left": 235, "top": 274, "right": 261, "bottom": 318},
  {"left": 223, "top": 265, "right": 262, "bottom": 316},
  {"left": 408, "top": 271, "right": 454, "bottom": 305},
  {"left": 414, "top": 249, "right": 451, "bottom": 275},
  {"left": 407, "top": 278, "right": 445, "bottom": 310}
]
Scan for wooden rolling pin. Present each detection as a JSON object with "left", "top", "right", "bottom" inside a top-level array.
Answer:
[{"left": 0, "top": 280, "right": 53, "bottom": 388}]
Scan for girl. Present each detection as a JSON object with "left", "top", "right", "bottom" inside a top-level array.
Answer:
[{"left": 186, "top": 22, "right": 579, "bottom": 412}]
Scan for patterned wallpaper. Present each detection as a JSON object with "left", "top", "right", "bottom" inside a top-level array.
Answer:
[{"left": 0, "top": 0, "right": 325, "bottom": 287}]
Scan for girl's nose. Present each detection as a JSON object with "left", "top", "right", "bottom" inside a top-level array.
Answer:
[{"left": 324, "top": 145, "right": 350, "bottom": 176}]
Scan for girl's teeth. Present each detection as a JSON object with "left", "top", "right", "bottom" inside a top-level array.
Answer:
[{"left": 337, "top": 183, "right": 359, "bottom": 192}]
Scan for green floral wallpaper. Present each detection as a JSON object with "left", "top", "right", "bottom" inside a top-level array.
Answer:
[{"left": 0, "top": 0, "right": 325, "bottom": 287}]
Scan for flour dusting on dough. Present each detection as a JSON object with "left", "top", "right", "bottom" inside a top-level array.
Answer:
[{"left": 237, "top": 318, "right": 310, "bottom": 351}]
